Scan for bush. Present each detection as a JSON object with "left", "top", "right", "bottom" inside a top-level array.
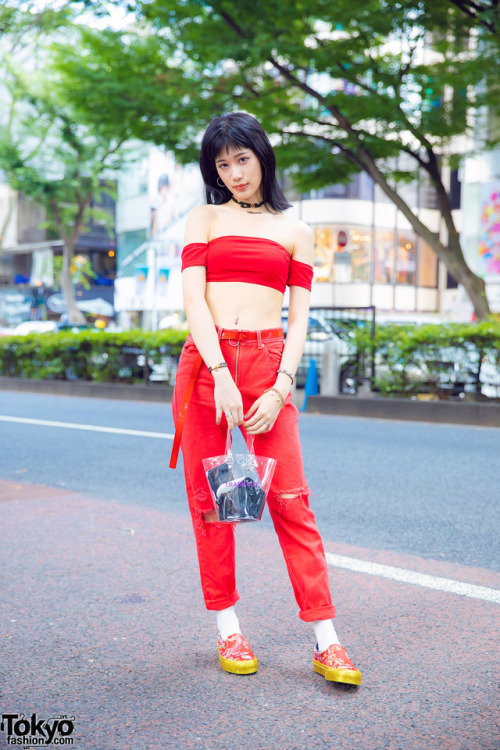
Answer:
[
  {"left": 0, "top": 329, "right": 188, "bottom": 383},
  {"left": 3, "top": 321, "right": 500, "bottom": 400},
  {"left": 355, "top": 320, "right": 500, "bottom": 399}
]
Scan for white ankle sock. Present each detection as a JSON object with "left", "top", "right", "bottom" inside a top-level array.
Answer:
[
  {"left": 216, "top": 606, "right": 242, "bottom": 640},
  {"left": 312, "top": 619, "right": 340, "bottom": 651}
]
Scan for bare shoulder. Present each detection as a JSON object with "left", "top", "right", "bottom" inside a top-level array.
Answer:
[
  {"left": 292, "top": 217, "right": 314, "bottom": 243},
  {"left": 290, "top": 218, "right": 314, "bottom": 263},
  {"left": 184, "top": 204, "right": 217, "bottom": 244}
]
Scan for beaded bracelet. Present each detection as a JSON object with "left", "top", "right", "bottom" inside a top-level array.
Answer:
[
  {"left": 277, "top": 367, "right": 295, "bottom": 385},
  {"left": 264, "top": 387, "right": 286, "bottom": 409}
]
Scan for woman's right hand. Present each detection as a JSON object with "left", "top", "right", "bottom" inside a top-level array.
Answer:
[{"left": 213, "top": 370, "right": 244, "bottom": 427}]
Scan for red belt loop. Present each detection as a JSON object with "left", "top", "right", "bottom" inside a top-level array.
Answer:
[
  {"left": 169, "top": 352, "right": 203, "bottom": 469},
  {"left": 257, "top": 330, "right": 263, "bottom": 348}
]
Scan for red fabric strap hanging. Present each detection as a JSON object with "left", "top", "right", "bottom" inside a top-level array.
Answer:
[{"left": 169, "top": 352, "right": 203, "bottom": 469}]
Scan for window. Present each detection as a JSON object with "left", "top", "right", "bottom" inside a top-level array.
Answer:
[
  {"left": 313, "top": 226, "right": 335, "bottom": 281},
  {"left": 417, "top": 239, "right": 438, "bottom": 287},
  {"left": 449, "top": 168, "right": 461, "bottom": 211},
  {"left": 373, "top": 230, "right": 394, "bottom": 284},
  {"left": 395, "top": 232, "right": 416, "bottom": 285},
  {"left": 350, "top": 229, "right": 371, "bottom": 282},
  {"left": 313, "top": 224, "right": 371, "bottom": 283}
]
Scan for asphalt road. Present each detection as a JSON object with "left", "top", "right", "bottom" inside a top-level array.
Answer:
[
  {"left": 0, "top": 391, "right": 498, "bottom": 570},
  {"left": 0, "top": 391, "right": 499, "bottom": 750}
]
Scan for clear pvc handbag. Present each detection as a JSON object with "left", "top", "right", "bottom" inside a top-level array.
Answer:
[{"left": 202, "top": 430, "right": 277, "bottom": 523}]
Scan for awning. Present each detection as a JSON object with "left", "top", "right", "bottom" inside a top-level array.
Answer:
[
  {"left": 2, "top": 240, "right": 64, "bottom": 255},
  {"left": 76, "top": 297, "right": 114, "bottom": 317}
]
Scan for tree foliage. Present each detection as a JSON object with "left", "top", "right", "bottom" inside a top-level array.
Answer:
[
  {"left": 123, "top": 0, "right": 498, "bottom": 318},
  {"left": 0, "top": 5, "right": 186, "bottom": 320},
  {"left": 2, "top": 0, "right": 500, "bottom": 319}
]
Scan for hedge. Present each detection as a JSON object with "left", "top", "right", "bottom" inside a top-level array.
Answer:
[
  {"left": 355, "top": 320, "right": 500, "bottom": 398},
  {"left": 0, "top": 329, "right": 188, "bottom": 383},
  {"left": 1, "top": 322, "right": 499, "bottom": 399}
]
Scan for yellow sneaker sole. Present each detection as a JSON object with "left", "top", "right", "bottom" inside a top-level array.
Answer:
[
  {"left": 218, "top": 654, "right": 258, "bottom": 675},
  {"left": 313, "top": 659, "right": 361, "bottom": 685}
]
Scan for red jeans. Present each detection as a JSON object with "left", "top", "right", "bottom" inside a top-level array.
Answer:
[{"left": 171, "top": 326, "right": 336, "bottom": 622}]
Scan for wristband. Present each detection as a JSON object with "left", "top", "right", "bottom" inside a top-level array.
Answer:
[
  {"left": 208, "top": 362, "right": 228, "bottom": 373},
  {"left": 277, "top": 368, "right": 295, "bottom": 385}
]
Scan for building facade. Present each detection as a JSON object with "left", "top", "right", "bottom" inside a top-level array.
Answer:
[
  {"left": 0, "top": 185, "right": 116, "bottom": 328},
  {"left": 114, "top": 145, "right": 203, "bottom": 330},
  {"left": 459, "top": 103, "right": 500, "bottom": 316},
  {"left": 114, "top": 142, "right": 500, "bottom": 326},
  {"left": 288, "top": 171, "right": 444, "bottom": 317}
]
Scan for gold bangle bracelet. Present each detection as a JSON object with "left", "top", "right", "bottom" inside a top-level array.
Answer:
[{"left": 264, "top": 387, "right": 286, "bottom": 409}]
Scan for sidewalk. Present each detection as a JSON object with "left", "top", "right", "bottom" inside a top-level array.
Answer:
[{"left": 1, "top": 479, "right": 498, "bottom": 749}]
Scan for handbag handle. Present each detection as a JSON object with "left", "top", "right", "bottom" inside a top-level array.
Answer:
[
  {"left": 224, "top": 429, "right": 255, "bottom": 457},
  {"left": 225, "top": 428, "right": 232, "bottom": 456}
]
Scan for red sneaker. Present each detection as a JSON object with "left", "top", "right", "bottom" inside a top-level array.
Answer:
[
  {"left": 313, "top": 643, "right": 362, "bottom": 685},
  {"left": 217, "top": 633, "right": 258, "bottom": 675}
]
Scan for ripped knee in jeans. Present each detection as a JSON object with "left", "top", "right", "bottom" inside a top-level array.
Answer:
[
  {"left": 191, "top": 506, "right": 230, "bottom": 536},
  {"left": 201, "top": 509, "right": 219, "bottom": 524},
  {"left": 271, "top": 485, "right": 313, "bottom": 512},
  {"left": 189, "top": 487, "right": 219, "bottom": 535},
  {"left": 189, "top": 487, "right": 237, "bottom": 535}
]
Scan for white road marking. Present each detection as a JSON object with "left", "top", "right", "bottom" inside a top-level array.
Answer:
[
  {"left": 3, "top": 414, "right": 498, "bottom": 603},
  {"left": 326, "top": 553, "right": 500, "bottom": 604},
  {"left": 0, "top": 415, "right": 174, "bottom": 440}
]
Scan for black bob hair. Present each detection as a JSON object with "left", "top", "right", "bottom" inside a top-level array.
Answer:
[{"left": 199, "top": 112, "right": 291, "bottom": 212}]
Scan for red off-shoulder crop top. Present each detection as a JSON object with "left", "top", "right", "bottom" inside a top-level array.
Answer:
[{"left": 181, "top": 235, "right": 313, "bottom": 293}]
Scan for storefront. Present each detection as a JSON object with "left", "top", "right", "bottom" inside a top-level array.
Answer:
[{"left": 292, "top": 196, "right": 440, "bottom": 314}]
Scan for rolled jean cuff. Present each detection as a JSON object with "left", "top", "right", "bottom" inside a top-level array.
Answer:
[
  {"left": 205, "top": 591, "right": 240, "bottom": 612},
  {"left": 298, "top": 604, "right": 336, "bottom": 623}
]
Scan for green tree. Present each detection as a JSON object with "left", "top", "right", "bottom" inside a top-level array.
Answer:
[
  {"left": 0, "top": 8, "right": 143, "bottom": 321},
  {"left": 0, "top": 6, "right": 64, "bottom": 259},
  {"left": 0, "top": 8, "right": 118, "bottom": 321},
  {"left": 118, "top": 0, "right": 498, "bottom": 319},
  {"left": 5, "top": 1, "right": 499, "bottom": 318},
  {"left": 446, "top": 1, "right": 499, "bottom": 33},
  {"left": 0, "top": 4, "right": 204, "bottom": 321}
]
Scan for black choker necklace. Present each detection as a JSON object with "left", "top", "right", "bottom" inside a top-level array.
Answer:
[{"left": 231, "top": 195, "right": 265, "bottom": 209}]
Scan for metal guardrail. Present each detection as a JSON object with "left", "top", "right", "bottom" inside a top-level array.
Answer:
[
  {"left": 282, "top": 306, "right": 376, "bottom": 394},
  {"left": 147, "top": 306, "right": 376, "bottom": 392}
]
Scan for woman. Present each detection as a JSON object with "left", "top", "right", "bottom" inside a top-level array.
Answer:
[{"left": 170, "top": 112, "right": 361, "bottom": 685}]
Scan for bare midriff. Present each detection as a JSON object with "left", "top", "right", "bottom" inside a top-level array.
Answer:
[{"left": 205, "top": 281, "right": 284, "bottom": 330}]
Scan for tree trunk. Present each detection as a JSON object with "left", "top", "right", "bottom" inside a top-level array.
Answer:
[
  {"left": 60, "top": 240, "right": 86, "bottom": 324},
  {"left": 51, "top": 195, "right": 90, "bottom": 325},
  {"left": 356, "top": 148, "right": 491, "bottom": 319},
  {"left": 0, "top": 186, "right": 16, "bottom": 261},
  {"left": 444, "top": 229, "right": 490, "bottom": 319},
  {"left": 257, "top": 48, "right": 492, "bottom": 319},
  {"left": 425, "top": 151, "right": 491, "bottom": 319}
]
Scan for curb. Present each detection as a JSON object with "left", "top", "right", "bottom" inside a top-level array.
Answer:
[
  {"left": 1, "top": 377, "right": 499, "bottom": 427},
  {"left": 0, "top": 376, "right": 174, "bottom": 403},
  {"left": 306, "top": 394, "right": 500, "bottom": 428}
]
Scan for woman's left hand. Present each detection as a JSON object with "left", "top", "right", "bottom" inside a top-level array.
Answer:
[{"left": 242, "top": 391, "right": 283, "bottom": 434}]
